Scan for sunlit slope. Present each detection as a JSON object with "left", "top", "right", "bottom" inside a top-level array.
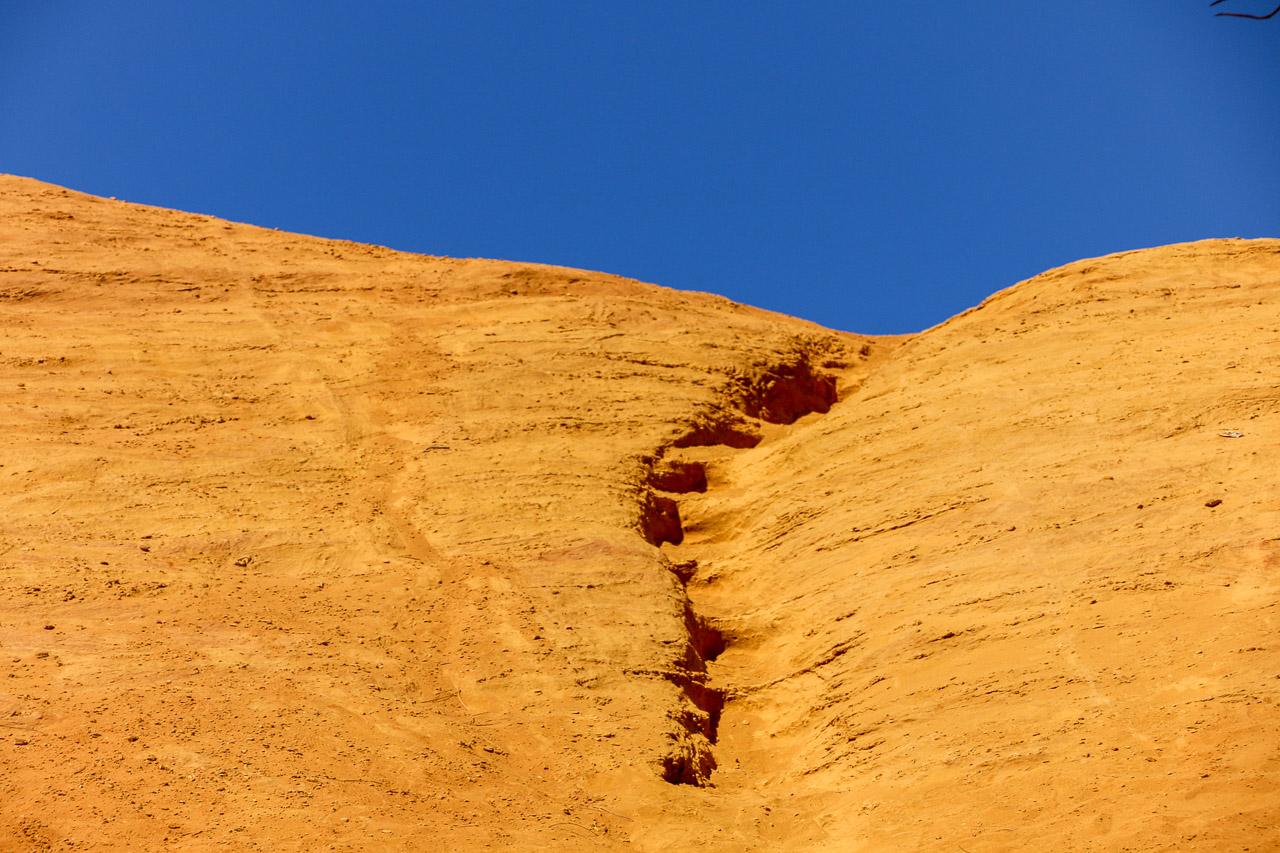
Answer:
[
  {"left": 667, "top": 240, "right": 1280, "bottom": 850},
  {"left": 0, "top": 175, "right": 881, "bottom": 850},
  {"left": 1, "top": 175, "right": 1276, "bottom": 852}
]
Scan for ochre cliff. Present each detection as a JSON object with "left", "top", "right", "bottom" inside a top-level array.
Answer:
[{"left": 1, "top": 176, "right": 1276, "bottom": 851}]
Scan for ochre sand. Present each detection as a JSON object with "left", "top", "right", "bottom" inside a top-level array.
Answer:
[{"left": 1, "top": 175, "right": 1277, "bottom": 851}]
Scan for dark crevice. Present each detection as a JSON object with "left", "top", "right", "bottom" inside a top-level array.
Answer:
[
  {"left": 663, "top": 671, "right": 725, "bottom": 741},
  {"left": 658, "top": 594, "right": 729, "bottom": 786},
  {"left": 639, "top": 493, "right": 683, "bottom": 546},
  {"left": 671, "top": 417, "right": 761, "bottom": 449},
  {"left": 683, "top": 603, "right": 726, "bottom": 664},
  {"left": 667, "top": 558, "right": 698, "bottom": 585},
  {"left": 660, "top": 666, "right": 726, "bottom": 787},
  {"left": 732, "top": 359, "right": 838, "bottom": 425},
  {"left": 661, "top": 734, "right": 717, "bottom": 786},
  {"left": 646, "top": 352, "right": 841, "bottom": 787},
  {"left": 649, "top": 459, "right": 708, "bottom": 493}
]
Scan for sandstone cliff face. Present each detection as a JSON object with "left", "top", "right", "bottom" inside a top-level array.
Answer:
[{"left": 1, "top": 176, "right": 1276, "bottom": 851}]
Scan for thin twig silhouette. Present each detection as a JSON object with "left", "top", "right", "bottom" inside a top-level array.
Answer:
[{"left": 1211, "top": 0, "right": 1280, "bottom": 19}]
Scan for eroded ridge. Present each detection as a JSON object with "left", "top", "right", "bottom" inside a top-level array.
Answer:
[{"left": 636, "top": 343, "right": 845, "bottom": 786}]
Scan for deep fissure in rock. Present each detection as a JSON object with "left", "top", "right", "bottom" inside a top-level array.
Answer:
[
  {"left": 649, "top": 459, "right": 708, "bottom": 494},
  {"left": 671, "top": 416, "right": 761, "bottom": 450},
  {"left": 639, "top": 492, "right": 683, "bottom": 546},
  {"left": 668, "top": 558, "right": 698, "bottom": 585},
  {"left": 733, "top": 359, "right": 837, "bottom": 425},
  {"left": 647, "top": 356, "right": 841, "bottom": 787},
  {"left": 683, "top": 604, "right": 726, "bottom": 664}
]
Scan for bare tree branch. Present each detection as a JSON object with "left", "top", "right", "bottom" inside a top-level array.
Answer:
[{"left": 1211, "top": 1, "right": 1280, "bottom": 19}]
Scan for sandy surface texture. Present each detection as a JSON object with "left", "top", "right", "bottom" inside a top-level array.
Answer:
[{"left": 1, "top": 175, "right": 1277, "bottom": 851}]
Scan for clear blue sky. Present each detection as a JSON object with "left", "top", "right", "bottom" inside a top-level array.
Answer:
[{"left": 2, "top": 2, "right": 1277, "bottom": 333}]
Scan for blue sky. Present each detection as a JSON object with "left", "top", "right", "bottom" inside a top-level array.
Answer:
[{"left": 1, "top": 2, "right": 1277, "bottom": 333}]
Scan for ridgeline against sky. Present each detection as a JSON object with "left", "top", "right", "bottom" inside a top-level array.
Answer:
[{"left": 1, "top": 2, "right": 1277, "bottom": 332}]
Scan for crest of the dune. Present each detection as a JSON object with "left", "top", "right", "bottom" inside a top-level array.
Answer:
[{"left": 1, "top": 174, "right": 1276, "bottom": 851}]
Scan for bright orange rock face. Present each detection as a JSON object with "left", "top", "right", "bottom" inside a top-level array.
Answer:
[{"left": 1, "top": 175, "right": 1277, "bottom": 851}]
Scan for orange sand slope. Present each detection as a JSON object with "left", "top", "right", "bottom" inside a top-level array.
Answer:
[{"left": 1, "top": 175, "right": 1276, "bottom": 851}]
